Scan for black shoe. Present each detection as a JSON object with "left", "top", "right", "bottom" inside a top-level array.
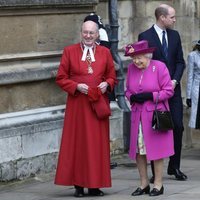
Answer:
[
  {"left": 88, "top": 188, "right": 104, "bottom": 196},
  {"left": 149, "top": 186, "right": 164, "bottom": 196},
  {"left": 110, "top": 162, "right": 118, "bottom": 169},
  {"left": 74, "top": 186, "right": 84, "bottom": 198},
  {"left": 149, "top": 176, "right": 154, "bottom": 184},
  {"left": 131, "top": 185, "right": 150, "bottom": 196},
  {"left": 167, "top": 168, "right": 188, "bottom": 181}
]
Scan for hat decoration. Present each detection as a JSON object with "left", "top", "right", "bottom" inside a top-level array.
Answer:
[
  {"left": 124, "top": 40, "right": 156, "bottom": 57},
  {"left": 126, "top": 45, "right": 135, "bottom": 54}
]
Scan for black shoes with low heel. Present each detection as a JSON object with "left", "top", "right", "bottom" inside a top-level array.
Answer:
[
  {"left": 149, "top": 186, "right": 164, "bottom": 196},
  {"left": 131, "top": 185, "right": 150, "bottom": 196},
  {"left": 88, "top": 188, "right": 104, "bottom": 196},
  {"left": 132, "top": 185, "right": 164, "bottom": 196},
  {"left": 74, "top": 186, "right": 84, "bottom": 198}
]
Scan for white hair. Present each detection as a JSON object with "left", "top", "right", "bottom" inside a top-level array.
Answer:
[{"left": 144, "top": 53, "right": 153, "bottom": 59}]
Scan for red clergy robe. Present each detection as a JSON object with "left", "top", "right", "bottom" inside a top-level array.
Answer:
[{"left": 54, "top": 43, "right": 117, "bottom": 188}]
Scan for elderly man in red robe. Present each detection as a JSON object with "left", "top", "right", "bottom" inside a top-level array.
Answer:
[{"left": 54, "top": 17, "right": 117, "bottom": 198}]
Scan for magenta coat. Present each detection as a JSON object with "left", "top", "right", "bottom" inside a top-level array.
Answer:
[{"left": 125, "top": 60, "right": 174, "bottom": 161}]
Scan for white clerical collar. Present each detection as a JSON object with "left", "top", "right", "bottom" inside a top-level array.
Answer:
[{"left": 81, "top": 45, "right": 95, "bottom": 62}]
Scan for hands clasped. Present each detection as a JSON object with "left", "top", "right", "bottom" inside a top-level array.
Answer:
[
  {"left": 130, "top": 92, "right": 153, "bottom": 104},
  {"left": 77, "top": 82, "right": 108, "bottom": 95}
]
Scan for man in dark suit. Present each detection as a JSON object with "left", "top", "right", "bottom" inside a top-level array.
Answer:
[{"left": 138, "top": 4, "right": 187, "bottom": 182}]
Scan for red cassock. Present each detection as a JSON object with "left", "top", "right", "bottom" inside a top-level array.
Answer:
[{"left": 54, "top": 43, "right": 117, "bottom": 188}]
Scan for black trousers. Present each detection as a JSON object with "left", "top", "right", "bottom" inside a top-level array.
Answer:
[{"left": 151, "top": 92, "right": 184, "bottom": 174}]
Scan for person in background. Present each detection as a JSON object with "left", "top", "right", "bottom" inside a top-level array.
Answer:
[
  {"left": 125, "top": 40, "right": 174, "bottom": 196},
  {"left": 138, "top": 3, "right": 187, "bottom": 182},
  {"left": 54, "top": 19, "right": 117, "bottom": 197},
  {"left": 186, "top": 40, "right": 200, "bottom": 129}
]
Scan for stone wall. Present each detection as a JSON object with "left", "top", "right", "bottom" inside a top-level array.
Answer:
[
  {"left": 0, "top": 102, "right": 123, "bottom": 181},
  {"left": 0, "top": 0, "right": 98, "bottom": 114},
  {"left": 0, "top": 105, "right": 64, "bottom": 180}
]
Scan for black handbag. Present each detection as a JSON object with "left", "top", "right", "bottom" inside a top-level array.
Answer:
[{"left": 152, "top": 94, "right": 174, "bottom": 131}]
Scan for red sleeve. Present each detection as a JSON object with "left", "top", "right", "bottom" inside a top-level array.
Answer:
[{"left": 56, "top": 47, "right": 78, "bottom": 95}]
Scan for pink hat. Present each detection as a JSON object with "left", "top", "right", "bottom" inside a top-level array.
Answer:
[{"left": 124, "top": 40, "right": 156, "bottom": 57}]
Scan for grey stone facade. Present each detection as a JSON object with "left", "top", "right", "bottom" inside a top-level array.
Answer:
[
  {"left": 0, "top": 0, "right": 98, "bottom": 7},
  {"left": 0, "top": 106, "right": 64, "bottom": 180}
]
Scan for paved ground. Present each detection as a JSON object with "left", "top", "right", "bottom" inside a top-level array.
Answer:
[{"left": 0, "top": 148, "right": 200, "bottom": 200}]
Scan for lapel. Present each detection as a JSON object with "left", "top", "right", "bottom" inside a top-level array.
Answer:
[
  {"left": 166, "top": 29, "right": 173, "bottom": 57},
  {"left": 151, "top": 27, "right": 166, "bottom": 58}
]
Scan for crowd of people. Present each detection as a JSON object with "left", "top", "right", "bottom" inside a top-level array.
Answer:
[{"left": 54, "top": 3, "right": 199, "bottom": 198}]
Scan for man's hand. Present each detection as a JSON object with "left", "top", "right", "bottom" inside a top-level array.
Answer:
[
  {"left": 77, "top": 83, "right": 89, "bottom": 94},
  {"left": 171, "top": 80, "right": 177, "bottom": 89},
  {"left": 98, "top": 82, "right": 108, "bottom": 94}
]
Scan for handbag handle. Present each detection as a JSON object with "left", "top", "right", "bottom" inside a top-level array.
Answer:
[
  {"left": 155, "top": 93, "right": 159, "bottom": 111},
  {"left": 154, "top": 92, "right": 169, "bottom": 111}
]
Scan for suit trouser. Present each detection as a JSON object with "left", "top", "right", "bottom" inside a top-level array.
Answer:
[
  {"left": 168, "top": 94, "right": 184, "bottom": 169},
  {"left": 151, "top": 92, "right": 184, "bottom": 175}
]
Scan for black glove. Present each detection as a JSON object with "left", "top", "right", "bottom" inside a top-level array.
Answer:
[
  {"left": 186, "top": 98, "right": 191, "bottom": 107},
  {"left": 130, "top": 92, "right": 153, "bottom": 104}
]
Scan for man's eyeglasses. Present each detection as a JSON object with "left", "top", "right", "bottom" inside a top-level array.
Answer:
[{"left": 82, "top": 31, "right": 97, "bottom": 36}]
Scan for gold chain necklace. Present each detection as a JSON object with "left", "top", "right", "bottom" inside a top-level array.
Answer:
[{"left": 81, "top": 44, "right": 96, "bottom": 74}]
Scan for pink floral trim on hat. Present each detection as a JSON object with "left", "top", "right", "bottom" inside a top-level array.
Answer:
[{"left": 124, "top": 40, "right": 156, "bottom": 57}]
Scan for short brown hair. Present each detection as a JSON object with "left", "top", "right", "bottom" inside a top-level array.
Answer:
[{"left": 155, "top": 6, "right": 169, "bottom": 20}]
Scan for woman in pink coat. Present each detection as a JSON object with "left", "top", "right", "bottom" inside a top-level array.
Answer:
[{"left": 125, "top": 40, "right": 174, "bottom": 196}]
